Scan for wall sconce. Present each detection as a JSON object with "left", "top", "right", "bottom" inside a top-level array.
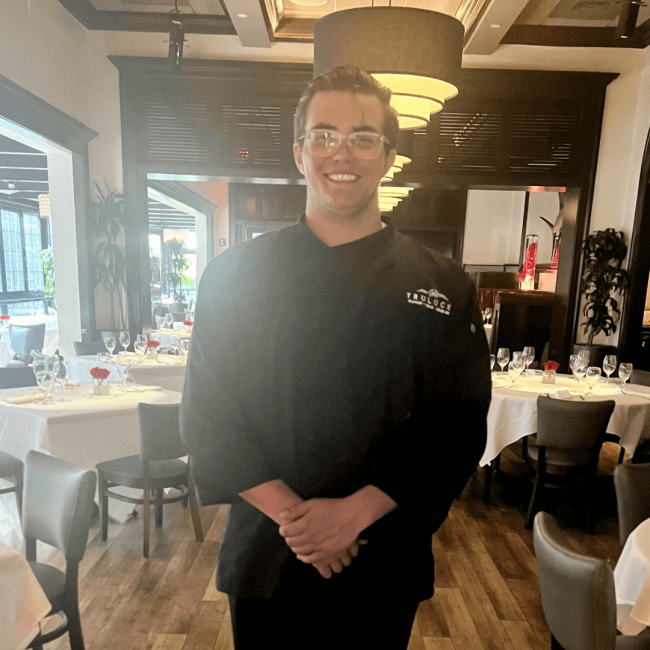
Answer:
[{"left": 38, "top": 194, "right": 51, "bottom": 219}]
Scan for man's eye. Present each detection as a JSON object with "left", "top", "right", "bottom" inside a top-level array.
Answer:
[{"left": 352, "top": 134, "right": 378, "bottom": 148}]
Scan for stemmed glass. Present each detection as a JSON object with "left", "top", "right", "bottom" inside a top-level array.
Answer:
[
  {"left": 155, "top": 315, "right": 165, "bottom": 331},
  {"left": 180, "top": 339, "right": 190, "bottom": 358},
  {"left": 104, "top": 336, "right": 116, "bottom": 359},
  {"left": 55, "top": 360, "right": 71, "bottom": 401},
  {"left": 170, "top": 335, "right": 180, "bottom": 357},
  {"left": 603, "top": 355, "right": 617, "bottom": 387},
  {"left": 497, "top": 348, "right": 510, "bottom": 375},
  {"left": 619, "top": 362, "right": 633, "bottom": 392},
  {"left": 116, "top": 359, "right": 131, "bottom": 391},
  {"left": 523, "top": 346, "right": 535, "bottom": 372},
  {"left": 585, "top": 367, "right": 601, "bottom": 395},
  {"left": 36, "top": 370, "right": 55, "bottom": 404},
  {"left": 574, "top": 357, "right": 588, "bottom": 390},
  {"left": 569, "top": 354, "right": 580, "bottom": 384},
  {"left": 119, "top": 330, "right": 130, "bottom": 354},
  {"left": 165, "top": 313, "right": 173, "bottom": 329},
  {"left": 134, "top": 334, "right": 147, "bottom": 361},
  {"left": 508, "top": 355, "right": 526, "bottom": 388},
  {"left": 489, "top": 354, "right": 495, "bottom": 374}
]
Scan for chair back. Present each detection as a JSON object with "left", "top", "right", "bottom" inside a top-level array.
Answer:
[
  {"left": 630, "top": 368, "right": 650, "bottom": 387},
  {"left": 9, "top": 323, "right": 45, "bottom": 363},
  {"left": 73, "top": 340, "right": 107, "bottom": 356},
  {"left": 533, "top": 512, "right": 616, "bottom": 650},
  {"left": 613, "top": 461, "right": 650, "bottom": 546},
  {"left": 138, "top": 403, "right": 185, "bottom": 462},
  {"left": 170, "top": 311, "right": 185, "bottom": 322},
  {"left": 22, "top": 450, "right": 96, "bottom": 562},
  {"left": 536, "top": 396, "right": 615, "bottom": 451},
  {"left": 0, "top": 366, "right": 37, "bottom": 388}
]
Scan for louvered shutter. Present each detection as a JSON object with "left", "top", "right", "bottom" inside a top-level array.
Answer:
[{"left": 220, "top": 105, "right": 282, "bottom": 167}]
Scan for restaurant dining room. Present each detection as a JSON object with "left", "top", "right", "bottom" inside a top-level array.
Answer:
[{"left": 1, "top": 0, "right": 650, "bottom": 649}]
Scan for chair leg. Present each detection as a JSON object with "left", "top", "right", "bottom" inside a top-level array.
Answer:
[
  {"left": 66, "top": 602, "right": 86, "bottom": 650},
  {"left": 188, "top": 489, "right": 204, "bottom": 542},
  {"left": 494, "top": 453, "right": 501, "bottom": 473},
  {"left": 618, "top": 446, "right": 625, "bottom": 464},
  {"left": 521, "top": 436, "right": 528, "bottom": 462},
  {"left": 98, "top": 473, "right": 109, "bottom": 542},
  {"left": 143, "top": 488, "right": 151, "bottom": 558},
  {"left": 526, "top": 453, "right": 546, "bottom": 530},
  {"left": 483, "top": 464, "right": 493, "bottom": 504},
  {"left": 14, "top": 469, "right": 23, "bottom": 523},
  {"left": 154, "top": 489, "right": 163, "bottom": 528}
]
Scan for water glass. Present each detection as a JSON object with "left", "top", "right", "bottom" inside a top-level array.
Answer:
[
  {"left": 180, "top": 339, "right": 190, "bottom": 358},
  {"left": 585, "top": 367, "right": 601, "bottom": 395},
  {"left": 55, "top": 360, "right": 71, "bottom": 401},
  {"left": 574, "top": 360, "right": 587, "bottom": 388},
  {"left": 36, "top": 370, "right": 55, "bottom": 404},
  {"left": 104, "top": 336, "right": 116, "bottom": 357},
  {"left": 165, "top": 313, "right": 173, "bottom": 329},
  {"left": 523, "top": 346, "right": 535, "bottom": 371},
  {"left": 619, "top": 362, "right": 633, "bottom": 390},
  {"left": 569, "top": 354, "right": 579, "bottom": 383},
  {"left": 170, "top": 335, "right": 180, "bottom": 356},
  {"left": 497, "top": 348, "right": 510, "bottom": 374},
  {"left": 489, "top": 354, "right": 495, "bottom": 373},
  {"left": 119, "top": 330, "right": 130, "bottom": 353},
  {"left": 155, "top": 315, "right": 165, "bottom": 330},
  {"left": 134, "top": 334, "right": 147, "bottom": 359},
  {"left": 508, "top": 356, "right": 525, "bottom": 388},
  {"left": 603, "top": 355, "right": 617, "bottom": 386},
  {"left": 116, "top": 359, "right": 131, "bottom": 389}
]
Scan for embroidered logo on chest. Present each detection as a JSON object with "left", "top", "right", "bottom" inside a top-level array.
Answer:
[{"left": 406, "top": 289, "right": 452, "bottom": 316}]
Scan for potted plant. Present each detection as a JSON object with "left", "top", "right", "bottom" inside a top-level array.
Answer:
[
  {"left": 164, "top": 239, "right": 189, "bottom": 311},
  {"left": 91, "top": 183, "right": 127, "bottom": 331},
  {"left": 39, "top": 246, "right": 55, "bottom": 304},
  {"left": 573, "top": 228, "right": 630, "bottom": 368}
]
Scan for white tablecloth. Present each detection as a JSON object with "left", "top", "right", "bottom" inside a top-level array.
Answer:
[
  {"left": 615, "top": 518, "right": 650, "bottom": 635},
  {"left": 0, "top": 383, "right": 181, "bottom": 548},
  {"left": 0, "top": 316, "right": 58, "bottom": 356},
  {"left": 0, "top": 541, "right": 51, "bottom": 650},
  {"left": 155, "top": 328, "right": 191, "bottom": 349},
  {"left": 481, "top": 373, "right": 650, "bottom": 466},
  {"left": 68, "top": 354, "right": 187, "bottom": 393}
]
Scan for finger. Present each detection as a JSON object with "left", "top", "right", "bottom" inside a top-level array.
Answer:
[
  {"left": 287, "top": 542, "right": 316, "bottom": 555},
  {"left": 279, "top": 502, "right": 309, "bottom": 523},
  {"left": 278, "top": 522, "right": 307, "bottom": 538},
  {"left": 358, "top": 538, "right": 369, "bottom": 545},
  {"left": 314, "top": 563, "right": 332, "bottom": 579},
  {"left": 329, "top": 558, "right": 344, "bottom": 574},
  {"left": 339, "top": 549, "right": 352, "bottom": 567},
  {"left": 349, "top": 542, "right": 360, "bottom": 558}
]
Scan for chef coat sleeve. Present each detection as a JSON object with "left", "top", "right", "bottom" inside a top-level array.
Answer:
[
  {"left": 371, "top": 268, "right": 491, "bottom": 534},
  {"left": 180, "top": 249, "right": 277, "bottom": 505}
]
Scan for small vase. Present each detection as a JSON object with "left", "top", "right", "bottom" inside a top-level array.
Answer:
[
  {"left": 541, "top": 369, "right": 556, "bottom": 384},
  {"left": 146, "top": 348, "right": 158, "bottom": 360},
  {"left": 93, "top": 380, "right": 111, "bottom": 396}
]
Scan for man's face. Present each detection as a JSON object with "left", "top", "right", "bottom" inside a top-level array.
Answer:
[{"left": 293, "top": 91, "right": 396, "bottom": 221}]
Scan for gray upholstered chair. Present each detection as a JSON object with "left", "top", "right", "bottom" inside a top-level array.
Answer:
[
  {"left": 614, "top": 461, "right": 650, "bottom": 547},
  {"left": 73, "top": 340, "right": 107, "bottom": 356},
  {"left": 0, "top": 451, "right": 23, "bottom": 520},
  {"left": 526, "top": 396, "right": 615, "bottom": 532},
  {"left": 533, "top": 511, "right": 650, "bottom": 650},
  {"left": 626, "top": 369, "right": 650, "bottom": 463},
  {"left": 96, "top": 403, "right": 203, "bottom": 558},
  {"left": 23, "top": 450, "right": 96, "bottom": 650},
  {"left": 8, "top": 323, "right": 45, "bottom": 365},
  {"left": 170, "top": 311, "right": 185, "bottom": 323},
  {"left": 0, "top": 365, "right": 37, "bottom": 388}
]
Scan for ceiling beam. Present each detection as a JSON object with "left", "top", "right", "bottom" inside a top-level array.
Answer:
[
  {"left": 220, "top": 0, "right": 273, "bottom": 47},
  {"left": 501, "top": 23, "right": 650, "bottom": 48},
  {"left": 463, "top": 0, "right": 531, "bottom": 55}
]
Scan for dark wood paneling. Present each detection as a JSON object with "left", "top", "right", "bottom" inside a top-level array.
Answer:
[{"left": 502, "top": 24, "right": 650, "bottom": 49}]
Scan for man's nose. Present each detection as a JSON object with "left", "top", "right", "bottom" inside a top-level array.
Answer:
[{"left": 332, "top": 136, "right": 354, "bottom": 161}]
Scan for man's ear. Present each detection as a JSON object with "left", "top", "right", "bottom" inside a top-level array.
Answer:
[
  {"left": 293, "top": 143, "right": 305, "bottom": 175},
  {"left": 384, "top": 148, "right": 397, "bottom": 176}
]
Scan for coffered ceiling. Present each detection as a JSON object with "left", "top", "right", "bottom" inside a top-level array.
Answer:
[{"left": 59, "top": 0, "right": 650, "bottom": 51}]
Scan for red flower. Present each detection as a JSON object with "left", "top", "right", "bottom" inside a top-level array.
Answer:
[
  {"left": 183, "top": 320, "right": 193, "bottom": 326},
  {"left": 146, "top": 340, "right": 160, "bottom": 349},
  {"left": 90, "top": 366, "right": 111, "bottom": 381},
  {"left": 544, "top": 360, "right": 559, "bottom": 371},
  {"left": 0, "top": 315, "right": 9, "bottom": 320}
]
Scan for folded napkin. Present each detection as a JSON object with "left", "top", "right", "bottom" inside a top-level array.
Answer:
[
  {"left": 4, "top": 393, "right": 43, "bottom": 405},
  {"left": 622, "top": 386, "right": 650, "bottom": 399},
  {"left": 123, "top": 385, "right": 163, "bottom": 393},
  {"left": 553, "top": 388, "right": 572, "bottom": 400}
]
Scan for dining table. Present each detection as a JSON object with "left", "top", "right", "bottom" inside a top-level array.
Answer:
[
  {"left": 0, "top": 540, "right": 51, "bottom": 650},
  {"left": 68, "top": 353, "right": 187, "bottom": 393},
  {"left": 157, "top": 327, "right": 191, "bottom": 350},
  {"left": 0, "top": 314, "right": 59, "bottom": 355},
  {"left": 615, "top": 517, "right": 650, "bottom": 635},
  {"left": 0, "top": 383, "right": 181, "bottom": 548}
]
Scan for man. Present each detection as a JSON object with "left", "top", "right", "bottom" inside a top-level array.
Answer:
[{"left": 180, "top": 65, "right": 491, "bottom": 649}]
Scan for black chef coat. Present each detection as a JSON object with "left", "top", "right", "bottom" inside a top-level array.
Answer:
[{"left": 180, "top": 216, "right": 491, "bottom": 600}]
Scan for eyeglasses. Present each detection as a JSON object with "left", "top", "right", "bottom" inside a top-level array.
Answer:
[{"left": 298, "top": 129, "right": 390, "bottom": 159}]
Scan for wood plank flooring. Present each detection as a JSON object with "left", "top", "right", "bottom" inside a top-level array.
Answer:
[{"left": 40, "top": 441, "right": 625, "bottom": 649}]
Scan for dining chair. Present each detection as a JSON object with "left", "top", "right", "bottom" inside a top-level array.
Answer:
[
  {"left": 9, "top": 323, "right": 46, "bottom": 366},
  {"left": 72, "top": 340, "right": 108, "bottom": 356},
  {"left": 0, "top": 365, "right": 37, "bottom": 388},
  {"left": 0, "top": 451, "right": 23, "bottom": 521},
  {"left": 23, "top": 450, "right": 96, "bottom": 650},
  {"left": 626, "top": 370, "right": 650, "bottom": 463},
  {"left": 525, "top": 395, "right": 615, "bottom": 532},
  {"left": 170, "top": 311, "right": 185, "bottom": 323},
  {"left": 96, "top": 402, "right": 204, "bottom": 558},
  {"left": 614, "top": 461, "right": 650, "bottom": 547},
  {"left": 533, "top": 511, "right": 650, "bottom": 650}
]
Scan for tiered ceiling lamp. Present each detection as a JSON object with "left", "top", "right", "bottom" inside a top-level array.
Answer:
[{"left": 313, "top": 7, "right": 464, "bottom": 130}]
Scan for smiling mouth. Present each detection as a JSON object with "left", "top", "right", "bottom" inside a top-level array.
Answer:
[{"left": 325, "top": 173, "right": 358, "bottom": 183}]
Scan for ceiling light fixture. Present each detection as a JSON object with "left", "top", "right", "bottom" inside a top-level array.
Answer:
[
  {"left": 314, "top": 8, "right": 464, "bottom": 130},
  {"left": 168, "top": 0, "right": 185, "bottom": 71},
  {"left": 616, "top": 0, "right": 642, "bottom": 39},
  {"left": 38, "top": 194, "right": 51, "bottom": 219}
]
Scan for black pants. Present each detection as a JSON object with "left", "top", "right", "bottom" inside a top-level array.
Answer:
[{"left": 228, "top": 584, "right": 419, "bottom": 650}]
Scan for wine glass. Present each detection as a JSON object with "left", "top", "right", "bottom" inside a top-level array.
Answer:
[
  {"left": 104, "top": 336, "right": 116, "bottom": 358},
  {"left": 165, "top": 312, "right": 173, "bottom": 329},
  {"left": 180, "top": 339, "right": 190, "bottom": 358},
  {"left": 170, "top": 335, "right": 180, "bottom": 357},
  {"left": 119, "top": 330, "right": 130, "bottom": 353},
  {"left": 134, "top": 334, "right": 147, "bottom": 361},
  {"left": 569, "top": 354, "right": 579, "bottom": 383},
  {"left": 508, "top": 356, "right": 526, "bottom": 388},
  {"left": 585, "top": 367, "right": 601, "bottom": 395},
  {"left": 55, "top": 360, "right": 71, "bottom": 401},
  {"left": 489, "top": 354, "right": 495, "bottom": 373},
  {"left": 574, "top": 358, "right": 588, "bottom": 389},
  {"left": 116, "top": 359, "right": 131, "bottom": 390},
  {"left": 36, "top": 370, "right": 55, "bottom": 404},
  {"left": 619, "top": 362, "right": 633, "bottom": 392},
  {"left": 523, "top": 346, "right": 535, "bottom": 372},
  {"left": 497, "top": 348, "right": 510, "bottom": 374},
  {"left": 155, "top": 315, "right": 165, "bottom": 331},
  {"left": 603, "top": 355, "right": 617, "bottom": 387}
]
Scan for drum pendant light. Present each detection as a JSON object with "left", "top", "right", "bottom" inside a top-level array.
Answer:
[{"left": 313, "top": 8, "right": 464, "bottom": 130}]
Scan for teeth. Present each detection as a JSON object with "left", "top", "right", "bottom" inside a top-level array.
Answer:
[{"left": 327, "top": 174, "right": 357, "bottom": 181}]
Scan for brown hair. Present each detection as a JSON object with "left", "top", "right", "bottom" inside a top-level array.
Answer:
[{"left": 294, "top": 64, "right": 399, "bottom": 151}]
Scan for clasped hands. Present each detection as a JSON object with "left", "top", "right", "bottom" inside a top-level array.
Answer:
[{"left": 278, "top": 497, "right": 368, "bottom": 579}]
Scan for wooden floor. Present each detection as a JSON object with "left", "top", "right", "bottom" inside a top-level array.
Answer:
[{"left": 41, "top": 441, "right": 626, "bottom": 650}]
